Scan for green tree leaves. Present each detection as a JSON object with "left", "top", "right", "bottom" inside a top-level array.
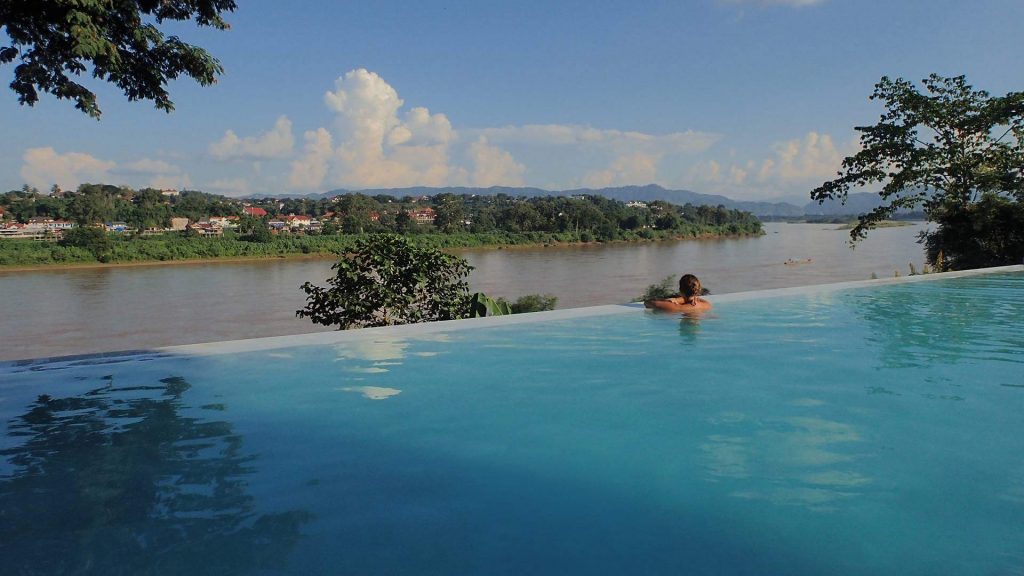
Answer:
[
  {"left": 296, "top": 234, "right": 474, "bottom": 330},
  {"left": 67, "top": 184, "right": 116, "bottom": 225},
  {"left": 432, "top": 193, "right": 466, "bottom": 233},
  {"left": 238, "top": 215, "right": 271, "bottom": 242},
  {"left": 1, "top": 0, "right": 236, "bottom": 117},
  {"left": 811, "top": 74, "right": 1024, "bottom": 269},
  {"left": 59, "top": 225, "right": 112, "bottom": 260},
  {"left": 507, "top": 293, "right": 557, "bottom": 313}
]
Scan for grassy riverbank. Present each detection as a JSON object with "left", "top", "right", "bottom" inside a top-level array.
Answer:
[{"left": 0, "top": 226, "right": 762, "bottom": 269}]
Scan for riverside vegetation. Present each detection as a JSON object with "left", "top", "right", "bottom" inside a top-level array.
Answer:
[
  {"left": 297, "top": 234, "right": 560, "bottom": 329},
  {"left": 0, "top": 186, "right": 763, "bottom": 267}
]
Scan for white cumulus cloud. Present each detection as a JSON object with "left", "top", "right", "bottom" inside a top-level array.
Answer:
[
  {"left": 202, "top": 69, "right": 724, "bottom": 193},
  {"left": 583, "top": 153, "right": 660, "bottom": 188},
  {"left": 685, "top": 131, "right": 855, "bottom": 200},
  {"left": 468, "top": 137, "right": 526, "bottom": 187},
  {"left": 322, "top": 68, "right": 457, "bottom": 188},
  {"left": 757, "top": 132, "right": 851, "bottom": 185},
  {"left": 289, "top": 128, "right": 334, "bottom": 190},
  {"left": 21, "top": 147, "right": 116, "bottom": 191},
  {"left": 209, "top": 116, "right": 295, "bottom": 160}
]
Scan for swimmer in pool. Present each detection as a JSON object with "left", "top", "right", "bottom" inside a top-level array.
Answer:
[{"left": 644, "top": 274, "right": 712, "bottom": 313}]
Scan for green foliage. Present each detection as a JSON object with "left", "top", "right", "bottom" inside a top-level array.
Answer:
[
  {"left": 469, "top": 293, "right": 557, "bottom": 317},
  {"left": 509, "top": 294, "right": 558, "bottom": 314},
  {"left": 640, "top": 275, "right": 678, "bottom": 301},
  {"left": 468, "top": 293, "right": 513, "bottom": 317},
  {"left": 172, "top": 190, "right": 240, "bottom": 221},
  {"left": 238, "top": 215, "right": 272, "bottom": 242},
  {"left": 67, "top": 184, "right": 117, "bottom": 225},
  {"left": 433, "top": 193, "right": 466, "bottom": 233},
  {"left": 1, "top": 0, "right": 236, "bottom": 117},
  {"left": 296, "top": 234, "right": 474, "bottom": 330},
  {"left": 59, "top": 226, "right": 112, "bottom": 259},
  {"left": 130, "top": 188, "right": 172, "bottom": 229},
  {"left": 811, "top": 74, "right": 1024, "bottom": 270},
  {"left": 923, "top": 192, "right": 1024, "bottom": 270}
]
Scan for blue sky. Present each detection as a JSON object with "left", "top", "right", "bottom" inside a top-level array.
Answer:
[{"left": 2, "top": 0, "right": 1022, "bottom": 202}]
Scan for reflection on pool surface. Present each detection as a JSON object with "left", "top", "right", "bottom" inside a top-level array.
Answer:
[{"left": 2, "top": 268, "right": 1022, "bottom": 575}]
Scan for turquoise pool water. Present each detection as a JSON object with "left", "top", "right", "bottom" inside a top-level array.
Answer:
[{"left": 2, "top": 269, "right": 1022, "bottom": 575}]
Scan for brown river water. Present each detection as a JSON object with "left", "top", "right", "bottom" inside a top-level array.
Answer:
[{"left": 0, "top": 223, "right": 928, "bottom": 361}]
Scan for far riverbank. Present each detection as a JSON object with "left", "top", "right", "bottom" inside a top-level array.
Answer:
[{"left": 0, "top": 228, "right": 762, "bottom": 271}]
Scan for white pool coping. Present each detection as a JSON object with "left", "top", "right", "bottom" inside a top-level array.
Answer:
[{"left": 4, "top": 264, "right": 1021, "bottom": 371}]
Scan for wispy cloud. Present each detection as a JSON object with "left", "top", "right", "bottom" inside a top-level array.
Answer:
[
  {"left": 688, "top": 131, "right": 856, "bottom": 200},
  {"left": 21, "top": 148, "right": 115, "bottom": 191},
  {"left": 583, "top": 153, "right": 660, "bottom": 188},
  {"left": 20, "top": 149, "right": 196, "bottom": 191},
  {"left": 473, "top": 124, "right": 718, "bottom": 156},
  {"left": 467, "top": 137, "right": 526, "bottom": 187},
  {"left": 209, "top": 116, "right": 295, "bottom": 160},
  {"left": 116, "top": 158, "right": 183, "bottom": 175},
  {"left": 115, "top": 158, "right": 193, "bottom": 189}
]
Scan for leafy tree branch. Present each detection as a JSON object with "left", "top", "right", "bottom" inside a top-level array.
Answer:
[
  {"left": 811, "top": 74, "right": 1024, "bottom": 269},
  {"left": 1, "top": 0, "right": 236, "bottom": 117}
]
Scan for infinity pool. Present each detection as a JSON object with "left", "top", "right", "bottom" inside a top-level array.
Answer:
[{"left": 2, "top": 267, "right": 1022, "bottom": 575}]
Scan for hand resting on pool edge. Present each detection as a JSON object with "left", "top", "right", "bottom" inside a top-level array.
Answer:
[{"left": 644, "top": 273, "right": 712, "bottom": 314}]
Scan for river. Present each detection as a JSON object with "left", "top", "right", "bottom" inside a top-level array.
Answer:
[{"left": 0, "top": 222, "right": 928, "bottom": 361}]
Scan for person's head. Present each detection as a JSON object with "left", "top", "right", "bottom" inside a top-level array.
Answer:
[{"left": 679, "top": 274, "right": 702, "bottom": 300}]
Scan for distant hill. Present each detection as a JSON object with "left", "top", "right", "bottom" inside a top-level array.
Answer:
[
  {"left": 804, "top": 192, "right": 885, "bottom": 216},
  {"left": 803, "top": 191, "right": 926, "bottom": 218},
  {"left": 310, "top": 184, "right": 805, "bottom": 218},
  {"left": 262, "top": 184, "right": 896, "bottom": 219}
]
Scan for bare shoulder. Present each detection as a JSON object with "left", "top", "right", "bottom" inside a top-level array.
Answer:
[{"left": 689, "top": 298, "right": 713, "bottom": 312}]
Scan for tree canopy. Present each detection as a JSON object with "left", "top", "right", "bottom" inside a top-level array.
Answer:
[
  {"left": 811, "top": 74, "right": 1024, "bottom": 269},
  {"left": 297, "top": 234, "right": 474, "bottom": 330},
  {"left": 1, "top": 0, "right": 236, "bottom": 118}
]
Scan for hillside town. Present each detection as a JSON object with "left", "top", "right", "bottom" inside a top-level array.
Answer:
[
  {"left": 0, "top": 187, "right": 444, "bottom": 241},
  {"left": 0, "top": 184, "right": 761, "bottom": 245}
]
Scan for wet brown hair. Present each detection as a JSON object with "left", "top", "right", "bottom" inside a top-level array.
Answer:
[{"left": 679, "top": 274, "right": 702, "bottom": 303}]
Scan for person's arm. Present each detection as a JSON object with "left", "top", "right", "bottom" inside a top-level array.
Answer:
[{"left": 645, "top": 298, "right": 688, "bottom": 312}]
